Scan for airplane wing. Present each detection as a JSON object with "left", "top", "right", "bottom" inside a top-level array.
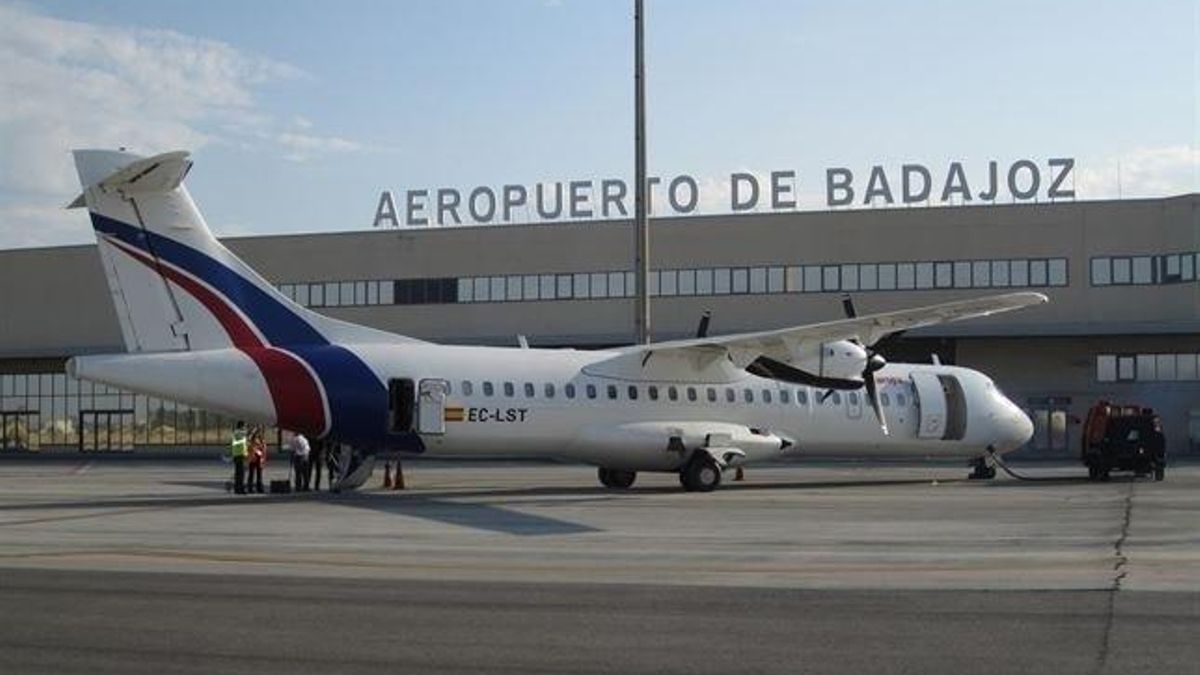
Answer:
[{"left": 601, "top": 291, "right": 1048, "bottom": 371}]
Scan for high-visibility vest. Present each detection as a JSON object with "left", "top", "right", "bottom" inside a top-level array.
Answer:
[{"left": 230, "top": 431, "right": 248, "bottom": 458}]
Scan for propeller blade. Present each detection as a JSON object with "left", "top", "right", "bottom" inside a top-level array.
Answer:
[
  {"left": 696, "top": 311, "right": 711, "bottom": 338},
  {"left": 841, "top": 293, "right": 857, "bottom": 319},
  {"left": 864, "top": 372, "right": 889, "bottom": 436},
  {"left": 748, "top": 356, "right": 862, "bottom": 390}
]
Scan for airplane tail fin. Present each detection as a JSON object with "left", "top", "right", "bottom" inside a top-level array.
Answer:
[{"left": 69, "top": 149, "right": 412, "bottom": 353}]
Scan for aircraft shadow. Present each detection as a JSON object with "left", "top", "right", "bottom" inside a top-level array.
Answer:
[
  {"left": 403, "top": 476, "right": 964, "bottom": 501},
  {"left": 326, "top": 492, "right": 601, "bottom": 536},
  {"left": 0, "top": 483, "right": 602, "bottom": 537}
]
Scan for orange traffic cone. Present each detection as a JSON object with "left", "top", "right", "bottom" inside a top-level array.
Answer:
[
  {"left": 393, "top": 461, "right": 406, "bottom": 490},
  {"left": 382, "top": 461, "right": 393, "bottom": 488}
]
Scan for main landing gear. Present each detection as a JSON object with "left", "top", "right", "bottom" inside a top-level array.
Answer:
[
  {"left": 968, "top": 456, "right": 996, "bottom": 480},
  {"left": 679, "top": 454, "right": 722, "bottom": 492},
  {"left": 598, "top": 467, "right": 637, "bottom": 489}
]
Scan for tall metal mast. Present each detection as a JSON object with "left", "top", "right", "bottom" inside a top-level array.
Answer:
[{"left": 633, "top": 0, "right": 650, "bottom": 344}]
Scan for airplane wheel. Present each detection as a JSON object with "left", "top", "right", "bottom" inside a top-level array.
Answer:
[
  {"left": 598, "top": 468, "right": 636, "bottom": 489},
  {"left": 680, "top": 455, "right": 721, "bottom": 493}
]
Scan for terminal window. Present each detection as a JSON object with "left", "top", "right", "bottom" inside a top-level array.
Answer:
[
  {"left": 1090, "top": 251, "right": 1199, "bottom": 287},
  {"left": 275, "top": 256, "right": 1070, "bottom": 308},
  {"left": 1097, "top": 353, "right": 1200, "bottom": 382}
]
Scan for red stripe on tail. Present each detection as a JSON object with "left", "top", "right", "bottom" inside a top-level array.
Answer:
[{"left": 104, "top": 237, "right": 327, "bottom": 436}]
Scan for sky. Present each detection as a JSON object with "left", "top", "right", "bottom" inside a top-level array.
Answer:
[{"left": 0, "top": 0, "right": 1197, "bottom": 249}]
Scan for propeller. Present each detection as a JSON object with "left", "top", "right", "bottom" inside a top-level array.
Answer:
[{"left": 833, "top": 294, "right": 889, "bottom": 435}]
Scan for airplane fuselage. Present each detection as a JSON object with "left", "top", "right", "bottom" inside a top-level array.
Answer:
[{"left": 73, "top": 341, "right": 1034, "bottom": 472}]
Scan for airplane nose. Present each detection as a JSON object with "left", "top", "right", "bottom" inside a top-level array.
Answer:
[{"left": 995, "top": 401, "right": 1033, "bottom": 452}]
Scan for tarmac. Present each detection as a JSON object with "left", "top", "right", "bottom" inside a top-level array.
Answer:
[{"left": 0, "top": 457, "right": 1197, "bottom": 674}]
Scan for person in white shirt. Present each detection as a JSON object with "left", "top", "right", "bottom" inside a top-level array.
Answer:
[{"left": 291, "top": 433, "right": 311, "bottom": 492}]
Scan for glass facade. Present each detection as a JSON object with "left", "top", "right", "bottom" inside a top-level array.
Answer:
[
  {"left": 1090, "top": 251, "right": 1199, "bottom": 286},
  {"left": 0, "top": 371, "right": 259, "bottom": 451},
  {"left": 277, "top": 256, "right": 1069, "bottom": 307},
  {"left": 1096, "top": 353, "right": 1200, "bottom": 382}
]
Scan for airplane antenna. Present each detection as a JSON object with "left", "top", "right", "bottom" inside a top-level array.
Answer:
[{"left": 633, "top": 0, "right": 651, "bottom": 345}]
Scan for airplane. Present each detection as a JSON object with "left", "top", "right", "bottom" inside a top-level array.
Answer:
[{"left": 66, "top": 149, "right": 1043, "bottom": 492}]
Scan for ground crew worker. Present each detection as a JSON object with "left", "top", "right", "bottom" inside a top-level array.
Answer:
[
  {"left": 246, "top": 427, "right": 267, "bottom": 494},
  {"left": 292, "top": 432, "right": 311, "bottom": 491},
  {"left": 230, "top": 421, "right": 248, "bottom": 495}
]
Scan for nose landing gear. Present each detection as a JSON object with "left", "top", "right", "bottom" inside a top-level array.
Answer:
[{"left": 968, "top": 456, "right": 996, "bottom": 480}]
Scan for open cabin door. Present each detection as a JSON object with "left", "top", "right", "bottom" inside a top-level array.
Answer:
[
  {"left": 388, "top": 378, "right": 415, "bottom": 434},
  {"left": 911, "top": 372, "right": 947, "bottom": 439},
  {"left": 417, "top": 379, "right": 448, "bottom": 435}
]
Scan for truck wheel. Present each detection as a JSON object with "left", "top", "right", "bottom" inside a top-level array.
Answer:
[
  {"left": 1087, "top": 464, "right": 1099, "bottom": 481},
  {"left": 1099, "top": 465, "right": 1111, "bottom": 482},
  {"left": 1154, "top": 464, "right": 1165, "bottom": 482}
]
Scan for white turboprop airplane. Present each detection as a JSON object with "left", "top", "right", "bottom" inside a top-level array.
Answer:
[{"left": 67, "top": 149, "right": 1043, "bottom": 492}]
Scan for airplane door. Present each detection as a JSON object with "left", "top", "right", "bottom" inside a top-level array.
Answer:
[
  {"left": 910, "top": 372, "right": 947, "bottom": 439},
  {"left": 417, "top": 379, "right": 448, "bottom": 435}
]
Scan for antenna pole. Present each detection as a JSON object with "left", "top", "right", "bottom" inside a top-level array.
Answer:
[{"left": 633, "top": 0, "right": 650, "bottom": 344}]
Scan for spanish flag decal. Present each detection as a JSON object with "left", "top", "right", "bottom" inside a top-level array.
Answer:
[{"left": 444, "top": 407, "right": 465, "bottom": 422}]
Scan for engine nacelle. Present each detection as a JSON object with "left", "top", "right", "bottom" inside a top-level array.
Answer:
[
  {"left": 790, "top": 339, "right": 868, "bottom": 382},
  {"left": 571, "top": 421, "right": 794, "bottom": 471}
]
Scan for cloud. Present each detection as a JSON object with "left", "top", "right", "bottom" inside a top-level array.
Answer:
[
  {"left": 0, "top": 201, "right": 92, "bottom": 248},
  {"left": 276, "top": 131, "right": 365, "bottom": 163},
  {"left": 0, "top": 3, "right": 299, "bottom": 195},
  {"left": 0, "top": 3, "right": 371, "bottom": 248},
  {"left": 1076, "top": 145, "right": 1200, "bottom": 199}
]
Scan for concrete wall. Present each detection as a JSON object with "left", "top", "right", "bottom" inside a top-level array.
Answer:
[{"left": 1, "top": 195, "right": 1196, "bottom": 352}]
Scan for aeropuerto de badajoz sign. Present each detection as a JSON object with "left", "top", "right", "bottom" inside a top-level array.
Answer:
[{"left": 372, "top": 157, "right": 1076, "bottom": 228}]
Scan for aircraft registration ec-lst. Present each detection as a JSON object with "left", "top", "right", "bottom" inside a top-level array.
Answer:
[{"left": 66, "top": 149, "right": 1044, "bottom": 492}]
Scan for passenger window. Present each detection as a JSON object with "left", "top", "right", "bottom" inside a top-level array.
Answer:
[
  {"left": 881, "top": 392, "right": 891, "bottom": 406},
  {"left": 686, "top": 387, "right": 697, "bottom": 402},
  {"left": 586, "top": 384, "right": 597, "bottom": 399},
  {"left": 706, "top": 388, "right": 717, "bottom": 402},
  {"left": 831, "top": 392, "right": 842, "bottom": 405},
  {"left": 648, "top": 386, "right": 659, "bottom": 401},
  {"left": 797, "top": 388, "right": 808, "bottom": 405},
  {"left": 848, "top": 392, "right": 859, "bottom": 405},
  {"left": 743, "top": 389, "right": 753, "bottom": 403},
  {"left": 524, "top": 382, "right": 535, "bottom": 398},
  {"left": 503, "top": 382, "right": 514, "bottom": 397},
  {"left": 896, "top": 393, "right": 906, "bottom": 407},
  {"left": 628, "top": 385, "right": 638, "bottom": 400},
  {"left": 607, "top": 385, "right": 618, "bottom": 400},
  {"left": 462, "top": 381, "right": 473, "bottom": 396},
  {"left": 668, "top": 386, "right": 679, "bottom": 401},
  {"left": 544, "top": 383, "right": 555, "bottom": 398},
  {"left": 565, "top": 383, "right": 576, "bottom": 399},
  {"left": 483, "top": 381, "right": 494, "bottom": 397},
  {"left": 725, "top": 388, "right": 735, "bottom": 403},
  {"left": 445, "top": 382, "right": 453, "bottom": 395},
  {"left": 762, "top": 389, "right": 772, "bottom": 404},
  {"left": 780, "top": 389, "right": 790, "bottom": 404}
]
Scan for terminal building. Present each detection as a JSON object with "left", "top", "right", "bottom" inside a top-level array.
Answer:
[{"left": 1, "top": 193, "right": 1198, "bottom": 457}]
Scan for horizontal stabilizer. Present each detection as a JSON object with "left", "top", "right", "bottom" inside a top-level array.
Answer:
[{"left": 68, "top": 151, "right": 192, "bottom": 208}]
